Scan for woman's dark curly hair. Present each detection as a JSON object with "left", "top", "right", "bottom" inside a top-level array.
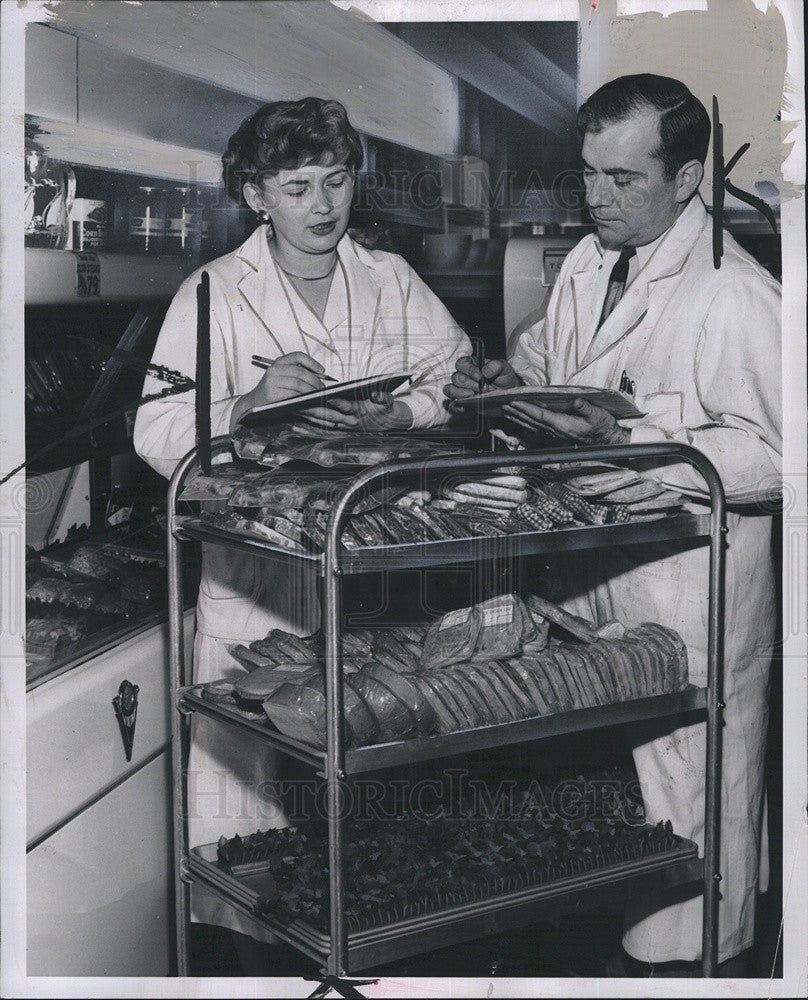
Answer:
[{"left": 222, "top": 97, "right": 364, "bottom": 206}]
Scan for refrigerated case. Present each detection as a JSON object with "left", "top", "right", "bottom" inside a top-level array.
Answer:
[
  {"left": 26, "top": 612, "right": 194, "bottom": 976},
  {"left": 23, "top": 231, "right": 200, "bottom": 979}
]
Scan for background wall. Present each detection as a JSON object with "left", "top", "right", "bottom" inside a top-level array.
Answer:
[{"left": 578, "top": 0, "right": 790, "bottom": 209}]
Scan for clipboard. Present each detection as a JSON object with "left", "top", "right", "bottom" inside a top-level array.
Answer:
[
  {"left": 454, "top": 384, "right": 645, "bottom": 420},
  {"left": 236, "top": 372, "right": 412, "bottom": 427}
]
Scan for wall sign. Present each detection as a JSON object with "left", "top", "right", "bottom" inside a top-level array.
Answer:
[{"left": 542, "top": 248, "right": 568, "bottom": 287}]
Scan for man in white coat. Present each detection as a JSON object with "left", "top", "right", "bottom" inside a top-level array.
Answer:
[{"left": 446, "top": 74, "right": 781, "bottom": 975}]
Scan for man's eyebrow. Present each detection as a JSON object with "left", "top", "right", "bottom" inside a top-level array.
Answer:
[{"left": 581, "top": 159, "right": 645, "bottom": 177}]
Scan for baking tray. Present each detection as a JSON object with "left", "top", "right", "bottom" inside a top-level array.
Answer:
[{"left": 188, "top": 835, "right": 701, "bottom": 972}]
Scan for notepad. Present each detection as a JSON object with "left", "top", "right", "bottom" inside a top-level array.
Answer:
[
  {"left": 455, "top": 384, "right": 645, "bottom": 420},
  {"left": 237, "top": 372, "right": 412, "bottom": 427}
]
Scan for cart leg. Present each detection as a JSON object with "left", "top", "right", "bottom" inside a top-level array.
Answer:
[
  {"left": 701, "top": 515, "right": 726, "bottom": 977},
  {"left": 168, "top": 506, "right": 190, "bottom": 976},
  {"left": 324, "top": 562, "right": 347, "bottom": 977}
]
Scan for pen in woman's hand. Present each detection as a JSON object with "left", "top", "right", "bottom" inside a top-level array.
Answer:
[
  {"left": 473, "top": 340, "right": 485, "bottom": 391},
  {"left": 251, "top": 354, "right": 338, "bottom": 381}
]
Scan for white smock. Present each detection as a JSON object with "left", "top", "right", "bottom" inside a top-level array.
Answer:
[
  {"left": 134, "top": 227, "right": 470, "bottom": 938},
  {"left": 511, "top": 196, "right": 781, "bottom": 964}
]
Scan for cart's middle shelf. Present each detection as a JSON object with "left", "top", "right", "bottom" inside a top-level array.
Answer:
[
  {"left": 173, "top": 510, "right": 711, "bottom": 575},
  {"left": 177, "top": 684, "right": 707, "bottom": 774}
]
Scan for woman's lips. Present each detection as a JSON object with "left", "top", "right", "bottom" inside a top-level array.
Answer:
[{"left": 309, "top": 221, "right": 337, "bottom": 235}]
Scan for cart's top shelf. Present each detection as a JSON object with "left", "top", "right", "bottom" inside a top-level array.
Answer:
[
  {"left": 173, "top": 510, "right": 710, "bottom": 575},
  {"left": 177, "top": 684, "right": 707, "bottom": 774}
]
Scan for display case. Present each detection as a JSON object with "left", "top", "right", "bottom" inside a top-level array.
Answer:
[
  {"left": 23, "top": 233, "right": 199, "bottom": 974},
  {"left": 23, "top": 292, "right": 203, "bottom": 689},
  {"left": 166, "top": 437, "right": 726, "bottom": 981}
]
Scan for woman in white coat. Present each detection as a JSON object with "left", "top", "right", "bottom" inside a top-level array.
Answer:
[{"left": 134, "top": 97, "right": 470, "bottom": 950}]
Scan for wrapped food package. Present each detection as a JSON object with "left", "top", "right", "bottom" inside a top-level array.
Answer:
[
  {"left": 370, "top": 632, "right": 420, "bottom": 672},
  {"left": 340, "top": 678, "right": 379, "bottom": 746},
  {"left": 179, "top": 461, "right": 267, "bottom": 501},
  {"left": 420, "top": 604, "right": 482, "bottom": 669},
  {"left": 262, "top": 677, "right": 328, "bottom": 749},
  {"left": 38, "top": 554, "right": 72, "bottom": 578},
  {"left": 525, "top": 593, "right": 599, "bottom": 643},
  {"left": 227, "top": 472, "right": 330, "bottom": 510},
  {"left": 286, "top": 434, "right": 464, "bottom": 469},
  {"left": 361, "top": 662, "right": 436, "bottom": 736},
  {"left": 349, "top": 672, "right": 417, "bottom": 742},
  {"left": 231, "top": 424, "right": 273, "bottom": 462},
  {"left": 470, "top": 594, "right": 536, "bottom": 662},
  {"left": 234, "top": 663, "right": 319, "bottom": 700},
  {"left": 413, "top": 673, "right": 464, "bottom": 733},
  {"left": 556, "top": 466, "right": 643, "bottom": 497}
]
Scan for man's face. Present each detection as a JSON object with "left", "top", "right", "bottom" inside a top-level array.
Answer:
[{"left": 581, "top": 110, "right": 682, "bottom": 249}]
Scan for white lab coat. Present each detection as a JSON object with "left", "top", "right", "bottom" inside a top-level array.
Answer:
[
  {"left": 511, "top": 196, "right": 781, "bottom": 963},
  {"left": 135, "top": 226, "right": 470, "bottom": 936}
]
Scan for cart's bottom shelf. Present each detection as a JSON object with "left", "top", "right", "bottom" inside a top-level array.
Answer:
[{"left": 188, "top": 833, "right": 701, "bottom": 972}]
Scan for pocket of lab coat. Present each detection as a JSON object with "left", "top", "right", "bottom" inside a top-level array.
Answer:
[{"left": 635, "top": 390, "right": 684, "bottom": 433}]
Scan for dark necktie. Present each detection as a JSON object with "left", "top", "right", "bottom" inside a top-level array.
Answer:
[{"left": 598, "top": 245, "right": 637, "bottom": 328}]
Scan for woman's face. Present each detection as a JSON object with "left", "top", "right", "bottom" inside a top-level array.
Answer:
[{"left": 248, "top": 161, "right": 354, "bottom": 257}]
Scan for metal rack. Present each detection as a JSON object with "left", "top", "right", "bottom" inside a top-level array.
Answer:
[{"left": 167, "top": 438, "right": 726, "bottom": 979}]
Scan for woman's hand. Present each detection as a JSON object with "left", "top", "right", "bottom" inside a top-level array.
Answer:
[
  {"left": 443, "top": 355, "right": 522, "bottom": 405},
  {"left": 230, "top": 352, "right": 326, "bottom": 430},
  {"left": 300, "top": 391, "right": 413, "bottom": 432}
]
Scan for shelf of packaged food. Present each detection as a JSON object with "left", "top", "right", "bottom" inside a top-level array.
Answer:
[
  {"left": 177, "top": 685, "right": 707, "bottom": 776},
  {"left": 25, "top": 247, "right": 196, "bottom": 304},
  {"left": 173, "top": 510, "right": 710, "bottom": 575},
  {"left": 186, "top": 838, "right": 702, "bottom": 973}
]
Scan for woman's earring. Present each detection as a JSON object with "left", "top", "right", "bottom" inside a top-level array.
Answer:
[{"left": 263, "top": 216, "right": 274, "bottom": 239}]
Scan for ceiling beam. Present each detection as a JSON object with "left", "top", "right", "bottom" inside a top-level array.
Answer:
[
  {"left": 465, "top": 24, "right": 577, "bottom": 116},
  {"left": 36, "top": 1, "right": 460, "bottom": 156},
  {"left": 396, "top": 23, "right": 575, "bottom": 135}
]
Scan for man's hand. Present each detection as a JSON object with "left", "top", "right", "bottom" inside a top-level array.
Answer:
[
  {"left": 230, "top": 352, "right": 326, "bottom": 430},
  {"left": 443, "top": 355, "right": 522, "bottom": 404},
  {"left": 501, "top": 397, "right": 631, "bottom": 445},
  {"left": 300, "top": 391, "right": 413, "bottom": 432}
]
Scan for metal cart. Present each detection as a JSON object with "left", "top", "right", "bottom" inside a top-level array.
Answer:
[{"left": 167, "top": 439, "right": 726, "bottom": 980}]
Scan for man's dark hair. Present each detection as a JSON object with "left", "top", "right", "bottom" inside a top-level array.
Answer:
[
  {"left": 577, "top": 74, "right": 710, "bottom": 180},
  {"left": 222, "top": 97, "right": 364, "bottom": 206}
]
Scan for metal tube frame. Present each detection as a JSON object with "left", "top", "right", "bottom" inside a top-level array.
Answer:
[
  {"left": 167, "top": 440, "right": 229, "bottom": 977},
  {"left": 167, "top": 438, "right": 725, "bottom": 980}
]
